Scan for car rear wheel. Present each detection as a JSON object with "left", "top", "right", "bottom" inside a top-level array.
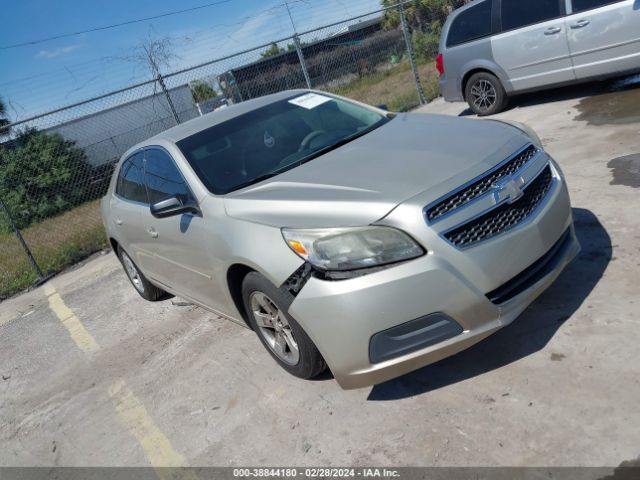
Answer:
[
  {"left": 241, "top": 272, "right": 327, "bottom": 379},
  {"left": 117, "top": 246, "right": 169, "bottom": 301},
  {"left": 465, "top": 72, "right": 508, "bottom": 116}
]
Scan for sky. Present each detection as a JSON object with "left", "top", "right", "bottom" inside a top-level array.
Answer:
[{"left": 0, "top": 0, "right": 382, "bottom": 122}]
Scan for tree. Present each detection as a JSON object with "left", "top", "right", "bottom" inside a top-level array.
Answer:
[
  {"left": 381, "top": 0, "right": 468, "bottom": 31},
  {"left": 380, "top": 0, "right": 468, "bottom": 60},
  {"left": 0, "top": 97, "right": 10, "bottom": 137},
  {"left": 190, "top": 80, "right": 217, "bottom": 104},
  {"left": 261, "top": 43, "right": 285, "bottom": 58},
  {"left": 0, "top": 130, "right": 92, "bottom": 230}
]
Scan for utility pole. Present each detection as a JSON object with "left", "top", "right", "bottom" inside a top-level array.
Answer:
[
  {"left": 284, "top": 0, "right": 312, "bottom": 89},
  {"left": 144, "top": 43, "right": 181, "bottom": 124}
]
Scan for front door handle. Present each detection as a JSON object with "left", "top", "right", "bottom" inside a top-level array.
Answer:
[
  {"left": 147, "top": 227, "right": 158, "bottom": 239},
  {"left": 114, "top": 218, "right": 123, "bottom": 226},
  {"left": 544, "top": 27, "right": 562, "bottom": 35},
  {"left": 571, "top": 19, "right": 590, "bottom": 29}
]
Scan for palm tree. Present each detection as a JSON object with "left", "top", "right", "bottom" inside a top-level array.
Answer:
[{"left": 0, "top": 97, "right": 10, "bottom": 136}]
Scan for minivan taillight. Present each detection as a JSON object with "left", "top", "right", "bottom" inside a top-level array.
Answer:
[{"left": 436, "top": 54, "right": 444, "bottom": 76}]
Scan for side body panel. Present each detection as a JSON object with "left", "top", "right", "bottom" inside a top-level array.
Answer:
[
  {"left": 565, "top": 0, "right": 640, "bottom": 80},
  {"left": 491, "top": 18, "right": 575, "bottom": 92}
]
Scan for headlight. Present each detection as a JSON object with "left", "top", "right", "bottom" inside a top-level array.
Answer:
[
  {"left": 282, "top": 226, "right": 425, "bottom": 271},
  {"left": 495, "top": 120, "right": 542, "bottom": 147}
]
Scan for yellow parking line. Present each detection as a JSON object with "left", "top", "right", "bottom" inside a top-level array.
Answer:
[
  {"left": 43, "top": 283, "right": 99, "bottom": 353},
  {"left": 43, "top": 282, "right": 194, "bottom": 476},
  {"left": 108, "top": 379, "right": 195, "bottom": 477}
]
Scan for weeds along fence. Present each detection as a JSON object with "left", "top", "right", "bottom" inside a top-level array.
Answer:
[{"left": 0, "top": 1, "right": 455, "bottom": 299}]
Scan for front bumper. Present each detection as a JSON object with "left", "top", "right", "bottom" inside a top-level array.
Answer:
[{"left": 289, "top": 162, "right": 580, "bottom": 389}]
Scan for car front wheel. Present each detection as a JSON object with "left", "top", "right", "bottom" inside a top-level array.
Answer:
[
  {"left": 465, "top": 72, "right": 508, "bottom": 116},
  {"left": 241, "top": 272, "right": 327, "bottom": 379}
]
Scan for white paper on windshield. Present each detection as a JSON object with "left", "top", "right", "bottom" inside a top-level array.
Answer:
[{"left": 288, "top": 93, "right": 331, "bottom": 109}]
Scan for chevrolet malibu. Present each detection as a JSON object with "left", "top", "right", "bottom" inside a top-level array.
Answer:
[{"left": 101, "top": 90, "right": 580, "bottom": 389}]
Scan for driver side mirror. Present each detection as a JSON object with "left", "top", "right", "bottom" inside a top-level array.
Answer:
[{"left": 150, "top": 196, "right": 200, "bottom": 219}]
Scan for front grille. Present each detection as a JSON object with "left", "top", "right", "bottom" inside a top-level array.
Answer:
[
  {"left": 426, "top": 145, "right": 539, "bottom": 222},
  {"left": 444, "top": 166, "right": 553, "bottom": 248}
]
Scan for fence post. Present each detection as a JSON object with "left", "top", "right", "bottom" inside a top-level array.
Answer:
[
  {"left": 399, "top": 1, "right": 427, "bottom": 105},
  {"left": 157, "top": 74, "right": 181, "bottom": 124},
  {"left": 0, "top": 196, "right": 46, "bottom": 280},
  {"left": 294, "top": 35, "right": 312, "bottom": 89}
]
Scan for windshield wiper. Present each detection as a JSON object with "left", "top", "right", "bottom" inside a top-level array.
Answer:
[
  {"left": 228, "top": 171, "right": 283, "bottom": 192},
  {"left": 290, "top": 119, "right": 389, "bottom": 169},
  {"left": 228, "top": 118, "right": 390, "bottom": 193}
]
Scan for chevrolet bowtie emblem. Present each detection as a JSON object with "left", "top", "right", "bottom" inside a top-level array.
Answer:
[{"left": 493, "top": 176, "right": 526, "bottom": 204}]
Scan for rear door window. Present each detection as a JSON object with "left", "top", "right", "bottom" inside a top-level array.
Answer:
[
  {"left": 571, "top": 0, "right": 623, "bottom": 13},
  {"left": 115, "top": 152, "right": 148, "bottom": 204},
  {"left": 446, "top": 0, "right": 493, "bottom": 48},
  {"left": 501, "top": 0, "right": 563, "bottom": 31},
  {"left": 144, "top": 148, "right": 195, "bottom": 205}
]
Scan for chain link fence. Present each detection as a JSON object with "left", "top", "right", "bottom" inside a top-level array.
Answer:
[{"left": 0, "top": 0, "right": 463, "bottom": 299}]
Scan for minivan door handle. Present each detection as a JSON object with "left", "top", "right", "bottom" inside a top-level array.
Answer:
[
  {"left": 570, "top": 19, "right": 590, "bottom": 29},
  {"left": 544, "top": 27, "right": 562, "bottom": 35},
  {"left": 114, "top": 218, "right": 123, "bottom": 226},
  {"left": 147, "top": 227, "right": 158, "bottom": 239}
]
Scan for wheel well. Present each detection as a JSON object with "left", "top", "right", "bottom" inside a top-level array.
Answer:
[
  {"left": 227, "top": 264, "right": 256, "bottom": 329},
  {"left": 462, "top": 68, "right": 495, "bottom": 96}
]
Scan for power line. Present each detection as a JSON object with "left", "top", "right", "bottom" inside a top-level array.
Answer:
[{"left": 0, "top": 0, "right": 235, "bottom": 51}]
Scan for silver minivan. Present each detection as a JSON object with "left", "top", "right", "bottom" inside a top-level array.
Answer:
[{"left": 438, "top": 0, "right": 640, "bottom": 115}]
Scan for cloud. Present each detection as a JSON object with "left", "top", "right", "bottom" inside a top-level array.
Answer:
[{"left": 37, "top": 44, "right": 80, "bottom": 59}]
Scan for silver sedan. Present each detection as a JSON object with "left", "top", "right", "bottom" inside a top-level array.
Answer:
[{"left": 101, "top": 90, "right": 580, "bottom": 389}]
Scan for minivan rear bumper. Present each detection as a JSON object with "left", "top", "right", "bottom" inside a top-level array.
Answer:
[{"left": 440, "top": 75, "right": 464, "bottom": 102}]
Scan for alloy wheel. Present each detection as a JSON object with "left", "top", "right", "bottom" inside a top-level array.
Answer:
[
  {"left": 470, "top": 79, "right": 497, "bottom": 112},
  {"left": 121, "top": 251, "right": 145, "bottom": 294},
  {"left": 250, "top": 291, "right": 300, "bottom": 365}
]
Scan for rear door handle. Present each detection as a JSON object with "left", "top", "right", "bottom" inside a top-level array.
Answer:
[
  {"left": 571, "top": 19, "right": 590, "bottom": 29},
  {"left": 544, "top": 27, "right": 562, "bottom": 35},
  {"left": 114, "top": 218, "right": 123, "bottom": 226},
  {"left": 147, "top": 227, "right": 158, "bottom": 239}
]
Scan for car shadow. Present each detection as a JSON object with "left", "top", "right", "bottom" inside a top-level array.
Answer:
[
  {"left": 457, "top": 74, "right": 640, "bottom": 117},
  {"left": 367, "top": 208, "right": 610, "bottom": 401}
]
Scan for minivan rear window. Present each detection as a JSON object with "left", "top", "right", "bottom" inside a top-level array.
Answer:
[
  {"left": 446, "top": 0, "right": 493, "bottom": 48},
  {"left": 501, "top": 0, "right": 562, "bottom": 31}
]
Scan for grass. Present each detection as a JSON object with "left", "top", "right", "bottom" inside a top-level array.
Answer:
[
  {"left": 333, "top": 59, "right": 441, "bottom": 112},
  {"left": 0, "top": 200, "right": 108, "bottom": 300}
]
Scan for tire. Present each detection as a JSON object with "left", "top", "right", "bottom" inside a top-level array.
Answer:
[
  {"left": 117, "top": 245, "right": 169, "bottom": 302},
  {"left": 465, "top": 72, "right": 508, "bottom": 116},
  {"left": 241, "top": 272, "right": 327, "bottom": 379}
]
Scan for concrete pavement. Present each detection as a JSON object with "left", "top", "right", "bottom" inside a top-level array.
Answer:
[{"left": 1, "top": 80, "right": 639, "bottom": 468}]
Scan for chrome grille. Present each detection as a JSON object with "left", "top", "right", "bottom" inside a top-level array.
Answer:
[
  {"left": 444, "top": 166, "right": 553, "bottom": 249},
  {"left": 426, "top": 145, "right": 539, "bottom": 222}
]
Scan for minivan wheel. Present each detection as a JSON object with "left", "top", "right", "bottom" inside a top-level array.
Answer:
[
  {"left": 241, "top": 272, "right": 327, "bottom": 379},
  {"left": 465, "top": 72, "right": 508, "bottom": 116},
  {"left": 117, "top": 246, "right": 169, "bottom": 301}
]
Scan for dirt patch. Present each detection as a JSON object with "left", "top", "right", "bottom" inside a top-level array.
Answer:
[
  {"left": 608, "top": 154, "right": 640, "bottom": 188},
  {"left": 575, "top": 86, "right": 640, "bottom": 125}
]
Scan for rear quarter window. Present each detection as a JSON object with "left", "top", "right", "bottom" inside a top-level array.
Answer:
[{"left": 446, "top": 0, "right": 493, "bottom": 48}]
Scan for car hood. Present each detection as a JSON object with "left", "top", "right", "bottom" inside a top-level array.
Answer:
[{"left": 223, "top": 113, "right": 530, "bottom": 228}]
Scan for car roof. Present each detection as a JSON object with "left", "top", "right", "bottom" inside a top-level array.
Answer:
[{"left": 146, "top": 88, "right": 310, "bottom": 144}]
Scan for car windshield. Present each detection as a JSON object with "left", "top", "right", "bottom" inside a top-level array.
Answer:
[{"left": 176, "top": 93, "right": 390, "bottom": 194}]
